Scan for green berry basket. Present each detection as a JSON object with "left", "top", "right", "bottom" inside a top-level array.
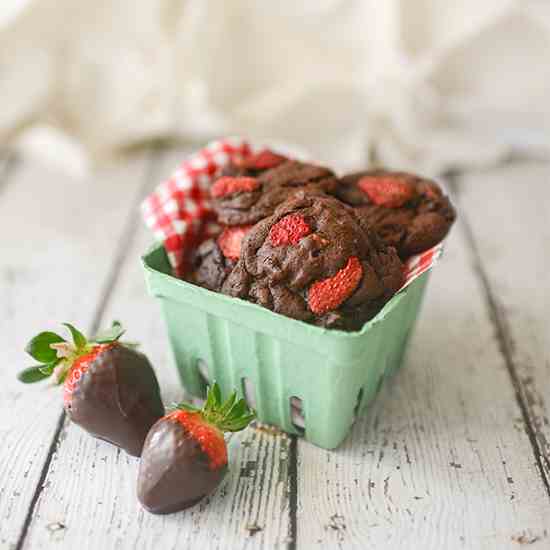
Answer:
[
  {"left": 142, "top": 244, "right": 430, "bottom": 449},
  {"left": 140, "top": 138, "right": 444, "bottom": 449}
]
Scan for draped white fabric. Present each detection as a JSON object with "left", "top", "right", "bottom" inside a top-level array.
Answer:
[{"left": 2, "top": 0, "right": 549, "bottom": 172}]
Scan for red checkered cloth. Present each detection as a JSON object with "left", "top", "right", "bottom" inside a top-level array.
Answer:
[{"left": 142, "top": 138, "right": 445, "bottom": 289}]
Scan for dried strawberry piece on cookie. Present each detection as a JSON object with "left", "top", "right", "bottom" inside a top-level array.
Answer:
[
  {"left": 308, "top": 256, "right": 363, "bottom": 314},
  {"left": 217, "top": 225, "right": 253, "bottom": 260},
  {"left": 239, "top": 149, "right": 287, "bottom": 171},
  {"left": 357, "top": 176, "right": 415, "bottom": 208},
  {"left": 210, "top": 176, "right": 260, "bottom": 199},
  {"left": 268, "top": 214, "right": 311, "bottom": 246}
]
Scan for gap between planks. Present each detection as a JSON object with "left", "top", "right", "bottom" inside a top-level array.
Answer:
[
  {"left": 288, "top": 435, "right": 298, "bottom": 550},
  {"left": 447, "top": 171, "right": 550, "bottom": 498},
  {"left": 14, "top": 148, "right": 164, "bottom": 550}
]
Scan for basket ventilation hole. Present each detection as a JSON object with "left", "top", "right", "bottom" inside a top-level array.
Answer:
[
  {"left": 290, "top": 396, "right": 305, "bottom": 434},
  {"left": 242, "top": 377, "right": 257, "bottom": 409}
]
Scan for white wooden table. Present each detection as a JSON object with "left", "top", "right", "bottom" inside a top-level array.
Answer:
[{"left": 1, "top": 148, "right": 549, "bottom": 550}]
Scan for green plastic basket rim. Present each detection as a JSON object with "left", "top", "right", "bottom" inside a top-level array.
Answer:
[{"left": 142, "top": 243, "right": 429, "bottom": 341}]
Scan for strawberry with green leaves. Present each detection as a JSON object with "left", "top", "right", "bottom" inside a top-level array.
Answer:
[
  {"left": 138, "top": 383, "right": 255, "bottom": 514},
  {"left": 18, "top": 322, "right": 164, "bottom": 457}
]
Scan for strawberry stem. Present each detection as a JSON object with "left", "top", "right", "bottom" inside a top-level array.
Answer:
[
  {"left": 18, "top": 321, "right": 132, "bottom": 384},
  {"left": 175, "top": 382, "right": 255, "bottom": 433}
]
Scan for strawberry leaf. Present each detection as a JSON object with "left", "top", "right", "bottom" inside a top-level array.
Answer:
[
  {"left": 62, "top": 323, "right": 87, "bottom": 349},
  {"left": 174, "top": 402, "right": 199, "bottom": 412},
  {"left": 25, "top": 332, "right": 65, "bottom": 364},
  {"left": 94, "top": 321, "right": 125, "bottom": 343},
  {"left": 201, "top": 387, "right": 255, "bottom": 433},
  {"left": 17, "top": 366, "right": 52, "bottom": 383},
  {"left": 205, "top": 382, "right": 222, "bottom": 412},
  {"left": 211, "top": 383, "right": 222, "bottom": 406},
  {"left": 225, "top": 398, "right": 249, "bottom": 421},
  {"left": 221, "top": 413, "right": 256, "bottom": 432},
  {"left": 38, "top": 359, "right": 60, "bottom": 377},
  {"left": 218, "top": 391, "right": 237, "bottom": 417}
]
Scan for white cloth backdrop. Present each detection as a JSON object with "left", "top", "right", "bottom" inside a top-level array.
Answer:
[{"left": 1, "top": 0, "right": 550, "bottom": 173}]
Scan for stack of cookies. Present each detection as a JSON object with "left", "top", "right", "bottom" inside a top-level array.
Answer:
[{"left": 189, "top": 150, "right": 455, "bottom": 331}]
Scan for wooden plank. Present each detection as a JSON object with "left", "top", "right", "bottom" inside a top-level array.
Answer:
[
  {"left": 0, "top": 152, "right": 155, "bottom": 550},
  {"left": 456, "top": 161, "right": 550, "bottom": 489},
  {"left": 296, "top": 210, "right": 550, "bottom": 548},
  {"left": 22, "top": 150, "right": 293, "bottom": 550}
]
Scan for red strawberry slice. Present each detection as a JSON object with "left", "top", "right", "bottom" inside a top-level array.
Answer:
[
  {"left": 211, "top": 176, "right": 260, "bottom": 199},
  {"left": 217, "top": 225, "right": 253, "bottom": 260},
  {"left": 240, "top": 149, "right": 287, "bottom": 171},
  {"left": 269, "top": 214, "right": 312, "bottom": 247},
  {"left": 308, "top": 256, "right": 363, "bottom": 314},
  {"left": 357, "top": 176, "right": 415, "bottom": 208},
  {"left": 137, "top": 383, "right": 255, "bottom": 514}
]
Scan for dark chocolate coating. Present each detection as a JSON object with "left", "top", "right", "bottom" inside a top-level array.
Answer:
[
  {"left": 137, "top": 417, "right": 226, "bottom": 514},
  {"left": 221, "top": 194, "right": 404, "bottom": 331},
  {"left": 66, "top": 344, "right": 164, "bottom": 457},
  {"left": 333, "top": 170, "right": 456, "bottom": 258},
  {"left": 213, "top": 160, "right": 337, "bottom": 226}
]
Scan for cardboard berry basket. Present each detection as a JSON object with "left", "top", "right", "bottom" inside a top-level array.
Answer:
[{"left": 141, "top": 138, "right": 443, "bottom": 450}]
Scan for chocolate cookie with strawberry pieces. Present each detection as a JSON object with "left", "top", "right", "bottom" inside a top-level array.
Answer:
[
  {"left": 190, "top": 225, "right": 253, "bottom": 291},
  {"left": 333, "top": 170, "right": 456, "bottom": 258},
  {"left": 137, "top": 383, "right": 255, "bottom": 514},
  {"left": 211, "top": 159, "right": 338, "bottom": 226},
  {"left": 222, "top": 194, "right": 405, "bottom": 330},
  {"left": 18, "top": 322, "right": 164, "bottom": 457}
]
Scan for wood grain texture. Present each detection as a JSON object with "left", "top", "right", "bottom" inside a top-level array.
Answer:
[
  {"left": 296, "top": 205, "right": 550, "bottom": 549},
  {"left": 0, "top": 152, "right": 154, "bottom": 549},
  {"left": 21, "top": 150, "right": 293, "bottom": 550},
  {"left": 456, "top": 161, "right": 550, "bottom": 490}
]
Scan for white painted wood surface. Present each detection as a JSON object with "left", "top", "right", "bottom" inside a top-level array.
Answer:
[
  {"left": 0, "top": 152, "right": 154, "bottom": 549},
  {"left": 458, "top": 162, "right": 550, "bottom": 488},
  {"left": 297, "top": 224, "right": 550, "bottom": 549},
  {"left": 1, "top": 153, "right": 549, "bottom": 550}
]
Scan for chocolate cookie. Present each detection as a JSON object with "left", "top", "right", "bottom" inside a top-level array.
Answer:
[
  {"left": 212, "top": 160, "right": 337, "bottom": 226},
  {"left": 333, "top": 170, "right": 456, "bottom": 258},
  {"left": 190, "top": 225, "right": 254, "bottom": 291},
  {"left": 221, "top": 194, "right": 404, "bottom": 331},
  {"left": 190, "top": 239, "right": 236, "bottom": 292}
]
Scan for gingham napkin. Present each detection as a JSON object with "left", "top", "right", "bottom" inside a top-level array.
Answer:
[{"left": 141, "top": 138, "right": 444, "bottom": 289}]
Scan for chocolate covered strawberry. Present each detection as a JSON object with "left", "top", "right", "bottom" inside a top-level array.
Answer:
[
  {"left": 18, "top": 322, "right": 164, "bottom": 456},
  {"left": 138, "top": 383, "right": 255, "bottom": 514}
]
